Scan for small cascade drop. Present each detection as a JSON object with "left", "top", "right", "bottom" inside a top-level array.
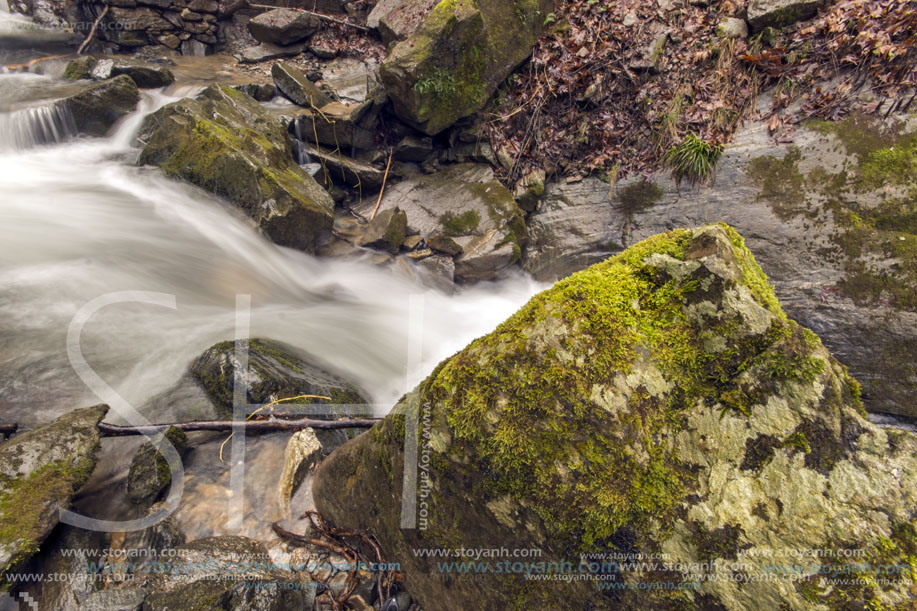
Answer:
[{"left": 0, "top": 102, "right": 76, "bottom": 150}]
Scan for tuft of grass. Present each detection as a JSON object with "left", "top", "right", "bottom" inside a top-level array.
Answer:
[{"left": 663, "top": 133, "right": 724, "bottom": 188}]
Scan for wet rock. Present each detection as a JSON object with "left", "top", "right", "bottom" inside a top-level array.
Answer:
[
  {"left": 522, "top": 115, "right": 917, "bottom": 418},
  {"left": 354, "top": 164, "right": 526, "bottom": 283},
  {"left": 235, "top": 82, "right": 276, "bottom": 102},
  {"left": 747, "top": 0, "right": 820, "bottom": 32},
  {"left": 0, "top": 405, "right": 108, "bottom": 576},
  {"left": 81, "top": 587, "right": 148, "bottom": 610},
  {"left": 314, "top": 225, "right": 916, "bottom": 610},
  {"left": 366, "top": 0, "right": 437, "bottom": 46},
  {"left": 137, "top": 84, "right": 334, "bottom": 252},
  {"left": 60, "top": 74, "right": 140, "bottom": 137},
  {"left": 426, "top": 233, "right": 462, "bottom": 257},
  {"left": 142, "top": 536, "right": 314, "bottom": 610},
  {"left": 272, "top": 61, "right": 331, "bottom": 109},
  {"left": 277, "top": 428, "right": 322, "bottom": 516},
  {"left": 319, "top": 58, "right": 379, "bottom": 104},
  {"left": 62, "top": 55, "right": 97, "bottom": 80},
  {"left": 236, "top": 41, "right": 305, "bottom": 63},
  {"left": 126, "top": 426, "right": 189, "bottom": 507},
  {"left": 393, "top": 134, "right": 434, "bottom": 163},
  {"left": 248, "top": 8, "right": 319, "bottom": 45},
  {"left": 289, "top": 100, "right": 377, "bottom": 151},
  {"left": 356, "top": 208, "right": 408, "bottom": 254},
  {"left": 379, "top": 0, "right": 553, "bottom": 135},
  {"left": 110, "top": 64, "right": 176, "bottom": 88},
  {"left": 303, "top": 144, "right": 386, "bottom": 190},
  {"left": 190, "top": 337, "right": 369, "bottom": 419}
]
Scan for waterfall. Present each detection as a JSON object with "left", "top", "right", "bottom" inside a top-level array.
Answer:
[{"left": 0, "top": 102, "right": 76, "bottom": 150}]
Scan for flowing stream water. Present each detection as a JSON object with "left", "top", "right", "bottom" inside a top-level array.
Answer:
[{"left": 0, "top": 37, "right": 544, "bottom": 549}]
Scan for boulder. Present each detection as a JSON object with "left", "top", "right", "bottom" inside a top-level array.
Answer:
[
  {"left": 62, "top": 55, "right": 97, "bottom": 80},
  {"left": 354, "top": 164, "right": 527, "bottom": 283},
  {"left": 288, "top": 100, "right": 377, "bottom": 151},
  {"left": 109, "top": 64, "right": 176, "bottom": 89},
  {"left": 314, "top": 225, "right": 917, "bottom": 610},
  {"left": 190, "top": 337, "right": 369, "bottom": 421},
  {"left": 356, "top": 208, "right": 408, "bottom": 254},
  {"left": 126, "top": 426, "right": 189, "bottom": 507},
  {"left": 137, "top": 84, "right": 334, "bottom": 252},
  {"left": 236, "top": 41, "right": 306, "bottom": 64},
  {"left": 302, "top": 144, "right": 387, "bottom": 191},
  {"left": 247, "top": 8, "right": 319, "bottom": 45},
  {"left": 59, "top": 74, "right": 140, "bottom": 136},
  {"left": 379, "top": 0, "right": 553, "bottom": 135},
  {"left": 272, "top": 62, "right": 332, "bottom": 109},
  {"left": 747, "top": 0, "right": 820, "bottom": 32},
  {"left": 522, "top": 115, "right": 917, "bottom": 418},
  {"left": 0, "top": 405, "right": 108, "bottom": 576},
  {"left": 235, "top": 82, "right": 276, "bottom": 102},
  {"left": 393, "top": 134, "right": 434, "bottom": 163},
  {"left": 68, "top": 57, "right": 176, "bottom": 88},
  {"left": 366, "top": 0, "right": 437, "bottom": 46},
  {"left": 142, "top": 536, "right": 314, "bottom": 610}
]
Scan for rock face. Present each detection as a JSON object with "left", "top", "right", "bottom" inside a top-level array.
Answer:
[
  {"left": 379, "top": 0, "right": 553, "bottom": 135},
  {"left": 190, "top": 338, "right": 369, "bottom": 419},
  {"left": 522, "top": 115, "right": 917, "bottom": 418},
  {"left": 366, "top": 0, "right": 437, "bottom": 46},
  {"left": 247, "top": 8, "right": 319, "bottom": 45},
  {"left": 314, "top": 225, "right": 917, "bottom": 610},
  {"left": 747, "top": 0, "right": 820, "bottom": 32},
  {"left": 137, "top": 84, "right": 334, "bottom": 252},
  {"left": 0, "top": 405, "right": 108, "bottom": 575},
  {"left": 271, "top": 62, "right": 331, "bottom": 109},
  {"left": 59, "top": 74, "right": 140, "bottom": 136},
  {"left": 354, "top": 164, "right": 527, "bottom": 282}
]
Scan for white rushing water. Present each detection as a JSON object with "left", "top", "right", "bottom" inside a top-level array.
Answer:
[{"left": 0, "top": 76, "right": 545, "bottom": 429}]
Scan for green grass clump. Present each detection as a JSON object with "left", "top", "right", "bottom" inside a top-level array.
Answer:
[{"left": 664, "top": 133, "right": 724, "bottom": 187}]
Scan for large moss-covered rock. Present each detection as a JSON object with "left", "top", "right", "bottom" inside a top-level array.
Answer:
[
  {"left": 523, "top": 114, "right": 917, "bottom": 418},
  {"left": 60, "top": 75, "right": 140, "bottom": 136},
  {"left": 137, "top": 84, "right": 334, "bottom": 252},
  {"left": 0, "top": 405, "right": 108, "bottom": 578},
  {"left": 313, "top": 225, "right": 917, "bottom": 610},
  {"left": 379, "top": 0, "right": 553, "bottom": 135}
]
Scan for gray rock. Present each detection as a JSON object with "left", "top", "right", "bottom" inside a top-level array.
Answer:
[
  {"left": 247, "top": 8, "right": 319, "bottom": 45},
  {"left": 717, "top": 16, "right": 749, "bottom": 38},
  {"left": 353, "top": 164, "right": 526, "bottom": 282},
  {"left": 110, "top": 64, "right": 176, "bottom": 89},
  {"left": 235, "top": 82, "right": 276, "bottom": 102},
  {"left": 319, "top": 58, "right": 379, "bottom": 104},
  {"left": 356, "top": 208, "right": 409, "bottom": 254},
  {"left": 142, "top": 536, "right": 314, "bottom": 610},
  {"left": 235, "top": 41, "right": 305, "bottom": 64},
  {"left": 393, "top": 134, "right": 434, "bottom": 163},
  {"left": 126, "top": 426, "right": 189, "bottom": 506},
  {"left": 313, "top": 225, "right": 917, "bottom": 610},
  {"left": 747, "top": 0, "right": 820, "bottom": 32},
  {"left": 303, "top": 144, "right": 387, "bottom": 190},
  {"left": 137, "top": 84, "right": 334, "bottom": 252},
  {"left": 59, "top": 74, "right": 140, "bottom": 137},
  {"left": 80, "top": 587, "right": 149, "bottom": 610},
  {"left": 16, "top": 525, "right": 106, "bottom": 609},
  {"left": 288, "top": 101, "right": 377, "bottom": 151},
  {"left": 272, "top": 62, "right": 331, "bottom": 109},
  {"left": 366, "top": 0, "right": 437, "bottom": 46},
  {"left": 0, "top": 405, "right": 108, "bottom": 576},
  {"left": 522, "top": 115, "right": 917, "bottom": 418}
]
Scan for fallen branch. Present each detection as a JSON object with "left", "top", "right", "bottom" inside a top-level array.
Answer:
[
  {"left": 369, "top": 148, "right": 394, "bottom": 221},
  {"left": 77, "top": 2, "right": 110, "bottom": 56},
  {"left": 4, "top": 53, "right": 74, "bottom": 72},
  {"left": 97, "top": 417, "right": 379, "bottom": 437},
  {"left": 246, "top": 3, "right": 369, "bottom": 32}
]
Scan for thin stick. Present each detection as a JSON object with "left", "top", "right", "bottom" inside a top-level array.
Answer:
[
  {"left": 97, "top": 417, "right": 379, "bottom": 437},
  {"left": 77, "top": 2, "right": 110, "bottom": 56},
  {"left": 369, "top": 148, "right": 393, "bottom": 221},
  {"left": 247, "top": 3, "right": 369, "bottom": 31},
  {"left": 4, "top": 53, "right": 73, "bottom": 72}
]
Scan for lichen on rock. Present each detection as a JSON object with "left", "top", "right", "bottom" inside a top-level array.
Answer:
[{"left": 313, "top": 224, "right": 916, "bottom": 610}]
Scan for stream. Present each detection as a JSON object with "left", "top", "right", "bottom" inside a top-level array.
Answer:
[{"left": 0, "top": 27, "right": 543, "bottom": 554}]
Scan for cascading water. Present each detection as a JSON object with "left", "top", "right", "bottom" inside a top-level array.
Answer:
[{"left": 0, "top": 58, "right": 544, "bottom": 545}]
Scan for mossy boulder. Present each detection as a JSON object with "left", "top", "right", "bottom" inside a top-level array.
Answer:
[
  {"left": 313, "top": 225, "right": 917, "bottom": 610},
  {"left": 379, "top": 0, "right": 553, "bottom": 135},
  {"left": 0, "top": 405, "right": 108, "bottom": 579},
  {"left": 62, "top": 55, "right": 97, "bottom": 80},
  {"left": 137, "top": 84, "right": 334, "bottom": 252},
  {"left": 354, "top": 164, "right": 527, "bottom": 282},
  {"left": 190, "top": 339, "right": 369, "bottom": 450},
  {"left": 357, "top": 207, "right": 409, "bottom": 254},
  {"left": 747, "top": 0, "right": 820, "bottom": 33},
  {"left": 59, "top": 74, "right": 140, "bottom": 137}
]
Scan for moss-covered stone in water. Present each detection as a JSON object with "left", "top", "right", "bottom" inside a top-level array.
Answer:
[
  {"left": 62, "top": 56, "right": 97, "bottom": 80},
  {"left": 126, "top": 426, "right": 188, "bottom": 506},
  {"left": 60, "top": 75, "right": 139, "bottom": 137}
]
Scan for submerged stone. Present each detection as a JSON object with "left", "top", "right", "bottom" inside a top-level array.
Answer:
[{"left": 313, "top": 225, "right": 916, "bottom": 610}]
